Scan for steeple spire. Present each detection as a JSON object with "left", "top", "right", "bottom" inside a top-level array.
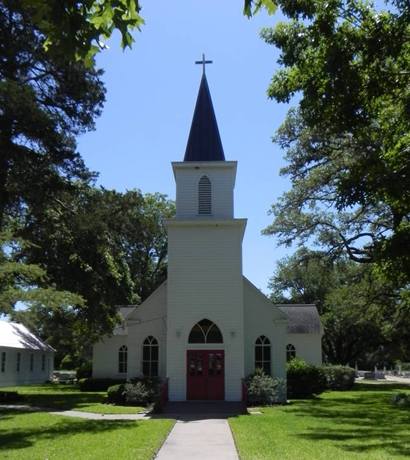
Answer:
[{"left": 184, "top": 57, "right": 225, "bottom": 162}]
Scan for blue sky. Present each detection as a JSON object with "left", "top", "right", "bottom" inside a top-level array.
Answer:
[{"left": 77, "top": 1, "right": 294, "bottom": 294}]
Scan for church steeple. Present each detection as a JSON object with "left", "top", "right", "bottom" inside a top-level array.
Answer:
[{"left": 184, "top": 67, "right": 225, "bottom": 162}]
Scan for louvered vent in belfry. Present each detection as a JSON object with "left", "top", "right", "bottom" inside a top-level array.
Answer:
[{"left": 198, "top": 175, "right": 212, "bottom": 214}]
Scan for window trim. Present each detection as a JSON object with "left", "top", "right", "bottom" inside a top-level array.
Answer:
[
  {"left": 142, "top": 336, "right": 159, "bottom": 377},
  {"left": 255, "top": 335, "right": 271, "bottom": 375},
  {"left": 286, "top": 344, "right": 296, "bottom": 362},
  {"left": 17, "top": 352, "right": 21, "bottom": 372},
  {"left": 188, "top": 319, "right": 223, "bottom": 344},
  {"left": 1, "top": 351, "right": 6, "bottom": 373},
  {"left": 118, "top": 345, "right": 128, "bottom": 374},
  {"left": 198, "top": 175, "right": 212, "bottom": 215}
]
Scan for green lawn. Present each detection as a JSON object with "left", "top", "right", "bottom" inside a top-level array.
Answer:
[
  {"left": 0, "top": 409, "right": 173, "bottom": 460},
  {"left": 230, "top": 382, "right": 410, "bottom": 459},
  {"left": 1, "top": 384, "right": 145, "bottom": 414}
]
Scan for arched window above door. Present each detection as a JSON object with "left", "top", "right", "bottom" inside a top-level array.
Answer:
[
  {"left": 255, "top": 335, "right": 271, "bottom": 375},
  {"left": 198, "top": 175, "right": 212, "bottom": 215},
  {"left": 188, "top": 319, "right": 223, "bottom": 344}
]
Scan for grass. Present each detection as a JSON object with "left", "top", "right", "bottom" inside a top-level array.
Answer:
[
  {"left": 0, "top": 409, "right": 174, "bottom": 460},
  {"left": 229, "top": 382, "right": 410, "bottom": 459},
  {"left": 1, "top": 384, "right": 145, "bottom": 414}
]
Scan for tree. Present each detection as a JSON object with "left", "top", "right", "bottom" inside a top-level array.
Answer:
[
  {"left": 7, "top": 1, "right": 276, "bottom": 64},
  {"left": 0, "top": 230, "right": 83, "bottom": 316},
  {"left": 262, "top": 0, "right": 410, "bottom": 283},
  {"left": 0, "top": 1, "right": 105, "bottom": 230},
  {"left": 15, "top": 187, "right": 174, "bottom": 362},
  {"left": 269, "top": 248, "right": 410, "bottom": 366},
  {"left": 5, "top": 0, "right": 143, "bottom": 63},
  {"left": 269, "top": 247, "right": 333, "bottom": 313}
]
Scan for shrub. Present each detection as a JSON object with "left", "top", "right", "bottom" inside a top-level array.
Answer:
[
  {"left": 321, "top": 365, "right": 355, "bottom": 390},
  {"left": 106, "top": 378, "right": 162, "bottom": 407},
  {"left": 286, "top": 358, "right": 326, "bottom": 398},
  {"left": 0, "top": 391, "right": 22, "bottom": 403},
  {"left": 391, "top": 393, "right": 410, "bottom": 408},
  {"left": 395, "top": 361, "right": 410, "bottom": 371},
  {"left": 107, "top": 384, "right": 126, "bottom": 404},
  {"left": 76, "top": 362, "right": 92, "bottom": 379},
  {"left": 245, "top": 369, "right": 286, "bottom": 405},
  {"left": 123, "top": 382, "right": 154, "bottom": 406},
  {"left": 78, "top": 378, "right": 125, "bottom": 391}
]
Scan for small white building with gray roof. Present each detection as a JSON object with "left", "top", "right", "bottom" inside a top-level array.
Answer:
[
  {"left": 277, "top": 304, "right": 323, "bottom": 365},
  {"left": 0, "top": 320, "right": 55, "bottom": 387}
]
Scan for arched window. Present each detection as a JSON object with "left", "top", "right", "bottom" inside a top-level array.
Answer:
[
  {"left": 198, "top": 175, "right": 212, "bottom": 215},
  {"left": 118, "top": 345, "right": 128, "bottom": 373},
  {"left": 142, "top": 336, "right": 159, "bottom": 377},
  {"left": 255, "top": 336, "right": 271, "bottom": 375},
  {"left": 286, "top": 344, "right": 296, "bottom": 362},
  {"left": 188, "top": 319, "right": 223, "bottom": 344}
]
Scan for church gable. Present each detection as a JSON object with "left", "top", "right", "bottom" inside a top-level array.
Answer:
[
  {"left": 243, "top": 276, "right": 288, "bottom": 322},
  {"left": 126, "top": 281, "right": 167, "bottom": 322}
]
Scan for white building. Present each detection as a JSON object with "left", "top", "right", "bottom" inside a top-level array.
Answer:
[
  {"left": 0, "top": 320, "right": 55, "bottom": 387},
  {"left": 93, "top": 70, "right": 323, "bottom": 401}
]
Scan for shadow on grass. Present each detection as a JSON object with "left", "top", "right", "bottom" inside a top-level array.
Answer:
[
  {"left": 6, "top": 384, "right": 107, "bottom": 411},
  {"left": 288, "top": 385, "right": 410, "bottom": 457},
  {"left": 0, "top": 409, "right": 138, "bottom": 451}
]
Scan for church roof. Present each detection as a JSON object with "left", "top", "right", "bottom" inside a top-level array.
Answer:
[
  {"left": 277, "top": 304, "right": 322, "bottom": 334},
  {"left": 0, "top": 320, "right": 55, "bottom": 351},
  {"left": 184, "top": 73, "right": 225, "bottom": 162}
]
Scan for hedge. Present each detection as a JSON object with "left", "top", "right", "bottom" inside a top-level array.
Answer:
[
  {"left": 321, "top": 365, "right": 355, "bottom": 390},
  {"left": 78, "top": 378, "right": 125, "bottom": 391},
  {"left": 286, "top": 358, "right": 326, "bottom": 398}
]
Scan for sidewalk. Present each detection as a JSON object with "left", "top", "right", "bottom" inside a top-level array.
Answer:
[
  {"left": 154, "top": 402, "right": 242, "bottom": 460},
  {"left": 155, "top": 418, "right": 238, "bottom": 460}
]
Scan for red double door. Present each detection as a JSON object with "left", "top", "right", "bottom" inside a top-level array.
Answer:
[{"left": 187, "top": 350, "right": 224, "bottom": 400}]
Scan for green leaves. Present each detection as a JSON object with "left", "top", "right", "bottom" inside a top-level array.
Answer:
[
  {"left": 263, "top": 0, "right": 410, "bottom": 281},
  {"left": 269, "top": 248, "right": 410, "bottom": 365},
  {"left": 16, "top": 1, "right": 144, "bottom": 64},
  {"left": 244, "top": 0, "right": 277, "bottom": 17}
]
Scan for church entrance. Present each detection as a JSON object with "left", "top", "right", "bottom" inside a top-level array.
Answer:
[{"left": 187, "top": 350, "right": 224, "bottom": 400}]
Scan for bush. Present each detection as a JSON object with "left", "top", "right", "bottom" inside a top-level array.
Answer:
[
  {"left": 0, "top": 391, "right": 22, "bottom": 403},
  {"left": 123, "top": 382, "right": 154, "bottom": 406},
  {"left": 321, "top": 365, "right": 355, "bottom": 390},
  {"left": 396, "top": 361, "right": 410, "bottom": 371},
  {"left": 245, "top": 369, "right": 286, "bottom": 405},
  {"left": 78, "top": 378, "right": 125, "bottom": 391},
  {"left": 106, "top": 378, "right": 161, "bottom": 407},
  {"left": 76, "top": 362, "right": 92, "bottom": 379},
  {"left": 391, "top": 393, "right": 410, "bottom": 408},
  {"left": 107, "top": 384, "right": 126, "bottom": 404},
  {"left": 286, "top": 358, "right": 326, "bottom": 398}
]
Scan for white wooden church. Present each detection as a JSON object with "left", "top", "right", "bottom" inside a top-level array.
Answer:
[{"left": 93, "top": 65, "right": 322, "bottom": 401}]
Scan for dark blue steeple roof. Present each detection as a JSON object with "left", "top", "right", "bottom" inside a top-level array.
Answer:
[{"left": 184, "top": 73, "right": 225, "bottom": 162}]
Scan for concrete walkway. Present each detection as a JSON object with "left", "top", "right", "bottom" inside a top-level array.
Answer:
[
  {"left": 0, "top": 404, "right": 149, "bottom": 421},
  {"left": 156, "top": 418, "right": 239, "bottom": 460},
  {"left": 49, "top": 410, "right": 149, "bottom": 420},
  {"left": 154, "top": 402, "right": 242, "bottom": 460}
]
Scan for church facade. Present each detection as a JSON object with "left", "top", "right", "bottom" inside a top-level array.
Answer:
[{"left": 93, "top": 70, "right": 322, "bottom": 401}]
